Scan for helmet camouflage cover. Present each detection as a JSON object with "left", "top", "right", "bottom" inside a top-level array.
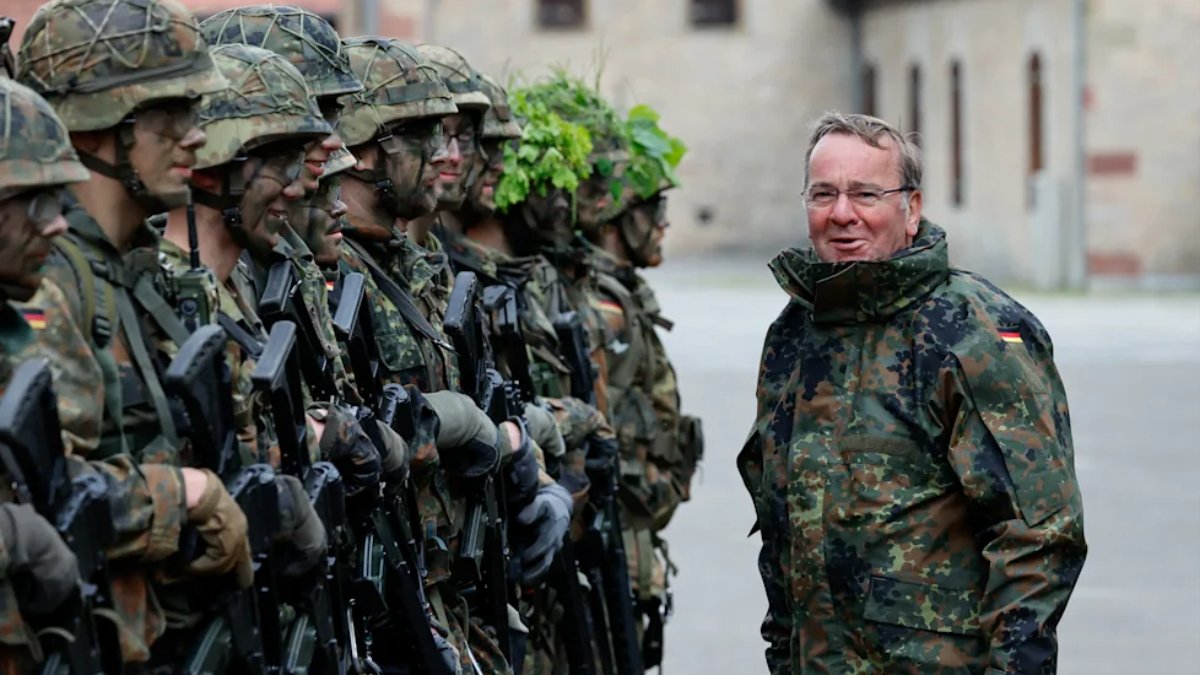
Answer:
[
  {"left": 200, "top": 5, "right": 363, "bottom": 100},
  {"left": 337, "top": 37, "right": 456, "bottom": 148},
  {"left": 196, "top": 43, "right": 331, "bottom": 171},
  {"left": 17, "top": 0, "right": 225, "bottom": 132},
  {"left": 0, "top": 78, "right": 89, "bottom": 200},
  {"left": 415, "top": 44, "right": 490, "bottom": 112},
  {"left": 478, "top": 73, "right": 521, "bottom": 140}
]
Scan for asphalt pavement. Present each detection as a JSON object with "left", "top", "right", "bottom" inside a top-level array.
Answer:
[{"left": 640, "top": 256, "right": 1200, "bottom": 675}]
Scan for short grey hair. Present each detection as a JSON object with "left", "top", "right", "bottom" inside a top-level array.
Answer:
[{"left": 803, "top": 111, "right": 923, "bottom": 191}]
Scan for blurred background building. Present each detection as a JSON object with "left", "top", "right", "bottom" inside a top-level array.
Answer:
[{"left": 4, "top": 0, "right": 1197, "bottom": 289}]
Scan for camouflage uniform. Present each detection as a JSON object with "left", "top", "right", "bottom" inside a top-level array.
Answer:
[
  {"left": 738, "top": 221, "right": 1087, "bottom": 674},
  {"left": 14, "top": 2, "right": 229, "bottom": 659}
]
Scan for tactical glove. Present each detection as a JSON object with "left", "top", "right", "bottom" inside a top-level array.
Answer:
[
  {"left": 503, "top": 420, "right": 541, "bottom": 511},
  {"left": 523, "top": 401, "right": 566, "bottom": 461},
  {"left": 319, "top": 405, "right": 384, "bottom": 496},
  {"left": 515, "top": 483, "right": 573, "bottom": 584},
  {"left": 372, "top": 417, "right": 411, "bottom": 485},
  {"left": 184, "top": 469, "right": 253, "bottom": 588},
  {"left": 423, "top": 390, "right": 503, "bottom": 479},
  {"left": 584, "top": 433, "right": 620, "bottom": 499},
  {"left": 274, "top": 474, "right": 327, "bottom": 578},
  {"left": 0, "top": 503, "right": 79, "bottom": 614}
]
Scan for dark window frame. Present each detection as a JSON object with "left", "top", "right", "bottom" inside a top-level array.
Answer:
[
  {"left": 536, "top": 0, "right": 588, "bottom": 30},
  {"left": 908, "top": 62, "right": 922, "bottom": 147},
  {"left": 690, "top": 0, "right": 739, "bottom": 28},
  {"left": 950, "top": 59, "right": 965, "bottom": 207},
  {"left": 861, "top": 62, "right": 877, "bottom": 117}
]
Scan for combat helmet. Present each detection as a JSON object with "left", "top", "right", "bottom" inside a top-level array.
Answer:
[
  {"left": 0, "top": 77, "right": 89, "bottom": 202},
  {"left": 17, "top": 0, "right": 225, "bottom": 211},
  {"left": 337, "top": 37, "right": 457, "bottom": 148},
  {"left": 191, "top": 44, "right": 330, "bottom": 222},
  {"left": 415, "top": 44, "right": 490, "bottom": 113},
  {"left": 200, "top": 5, "right": 362, "bottom": 102},
  {"left": 479, "top": 74, "right": 522, "bottom": 140}
]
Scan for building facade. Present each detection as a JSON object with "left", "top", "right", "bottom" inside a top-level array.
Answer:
[{"left": 3, "top": 0, "right": 1196, "bottom": 287}]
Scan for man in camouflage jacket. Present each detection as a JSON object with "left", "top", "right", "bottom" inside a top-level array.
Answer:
[{"left": 738, "top": 113, "right": 1086, "bottom": 674}]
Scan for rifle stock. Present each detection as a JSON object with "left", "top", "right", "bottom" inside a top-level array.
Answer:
[
  {"left": 0, "top": 359, "right": 121, "bottom": 675},
  {"left": 260, "top": 260, "right": 337, "bottom": 402},
  {"left": 330, "top": 272, "right": 381, "bottom": 408}
]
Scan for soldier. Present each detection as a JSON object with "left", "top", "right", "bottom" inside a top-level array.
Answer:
[
  {"left": 739, "top": 112, "right": 1087, "bottom": 673},
  {"left": 587, "top": 104, "right": 702, "bottom": 668},
  {"left": 0, "top": 76, "right": 89, "bottom": 675},
  {"left": 15, "top": 0, "right": 254, "bottom": 662}
]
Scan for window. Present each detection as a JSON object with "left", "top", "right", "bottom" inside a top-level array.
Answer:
[
  {"left": 537, "top": 0, "right": 586, "bottom": 30},
  {"left": 861, "top": 62, "right": 877, "bottom": 117},
  {"left": 691, "top": 0, "right": 738, "bottom": 27},
  {"left": 950, "top": 59, "right": 964, "bottom": 207},
  {"left": 907, "top": 63, "right": 922, "bottom": 147}
]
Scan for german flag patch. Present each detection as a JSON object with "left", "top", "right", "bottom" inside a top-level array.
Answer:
[
  {"left": 325, "top": 279, "right": 336, "bottom": 292},
  {"left": 596, "top": 299, "right": 623, "bottom": 316},
  {"left": 21, "top": 308, "right": 46, "bottom": 330},
  {"left": 999, "top": 329, "right": 1023, "bottom": 344}
]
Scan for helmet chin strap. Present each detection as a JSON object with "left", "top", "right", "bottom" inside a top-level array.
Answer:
[
  {"left": 76, "top": 122, "right": 183, "bottom": 214},
  {"left": 347, "top": 137, "right": 433, "bottom": 221}
]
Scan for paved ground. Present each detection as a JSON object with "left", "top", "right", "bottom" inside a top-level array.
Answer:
[{"left": 640, "top": 257, "right": 1200, "bottom": 674}]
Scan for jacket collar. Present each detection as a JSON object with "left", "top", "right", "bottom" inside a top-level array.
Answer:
[{"left": 768, "top": 220, "right": 950, "bottom": 325}]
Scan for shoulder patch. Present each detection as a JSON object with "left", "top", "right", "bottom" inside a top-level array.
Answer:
[
  {"left": 596, "top": 299, "right": 624, "bottom": 316},
  {"left": 20, "top": 308, "right": 46, "bottom": 330}
]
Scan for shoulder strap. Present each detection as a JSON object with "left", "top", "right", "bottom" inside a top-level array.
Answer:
[
  {"left": 54, "top": 233, "right": 116, "bottom": 349},
  {"left": 345, "top": 238, "right": 450, "bottom": 349},
  {"left": 595, "top": 273, "right": 647, "bottom": 391},
  {"left": 217, "top": 311, "right": 264, "bottom": 360}
]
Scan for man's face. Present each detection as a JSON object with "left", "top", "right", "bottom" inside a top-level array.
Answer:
[
  {"left": 237, "top": 148, "right": 306, "bottom": 259},
  {"left": 436, "top": 112, "right": 479, "bottom": 209},
  {"left": 0, "top": 187, "right": 68, "bottom": 301},
  {"left": 575, "top": 161, "right": 624, "bottom": 231},
  {"left": 526, "top": 187, "right": 574, "bottom": 249},
  {"left": 378, "top": 118, "right": 447, "bottom": 219},
  {"left": 620, "top": 194, "right": 668, "bottom": 268},
  {"left": 466, "top": 137, "right": 505, "bottom": 214},
  {"left": 805, "top": 132, "right": 921, "bottom": 263},
  {"left": 293, "top": 175, "right": 347, "bottom": 265},
  {"left": 126, "top": 98, "right": 207, "bottom": 209}
]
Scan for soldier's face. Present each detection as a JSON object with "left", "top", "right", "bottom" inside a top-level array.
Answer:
[
  {"left": 238, "top": 149, "right": 306, "bottom": 258},
  {"left": 466, "top": 137, "right": 506, "bottom": 213},
  {"left": 127, "top": 99, "right": 207, "bottom": 210},
  {"left": 293, "top": 176, "right": 347, "bottom": 266},
  {"left": 620, "top": 194, "right": 668, "bottom": 268},
  {"left": 805, "top": 133, "right": 921, "bottom": 263},
  {"left": 0, "top": 187, "right": 69, "bottom": 301},
  {"left": 436, "top": 113, "right": 479, "bottom": 209},
  {"left": 301, "top": 133, "right": 340, "bottom": 193},
  {"left": 379, "top": 119, "right": 447, "bottom": 218}
]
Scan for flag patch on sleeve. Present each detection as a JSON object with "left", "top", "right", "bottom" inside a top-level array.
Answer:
[
  {"left": 21, "top": 308, "right": 46, "bottom": 330},
  {"left": 999, "top": 329, "right": 1023, "bottom": 344},
  {"left": 325, "top": 279, "right": 336, "bottom": 292}
]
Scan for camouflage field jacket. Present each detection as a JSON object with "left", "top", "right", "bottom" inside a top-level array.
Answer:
[{"left": 738, "top": 221, "right": 1086, "bottom": 674}]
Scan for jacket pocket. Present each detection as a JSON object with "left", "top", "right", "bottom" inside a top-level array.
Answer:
[{"left": 864, "top": 574, "right": 982, "bottom": 636}]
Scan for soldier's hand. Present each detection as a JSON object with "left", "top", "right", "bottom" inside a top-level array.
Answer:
[
  {"left": 0, "top": 503, "right": 79, "bottom": 614},
  {"left": 423, "top": 390, "right": 503, "bottom": 478},
  {"left": 515, "top": 483, "right": 572, "bottom": 584},
  {"left": 523, "top": 401, "right": 566, "bottom": 461},
  {"left": 319, "top": 405, "right": 383, "bottom": 497},
  {"left": 503, "top": 423, "right": 541, "bottom": 511},
  {"left": 185, "top": 469, "right": 253, "bottom": 588},
  {"left": 584, "top": 433, "right": 620, "bottom": 497},
  {"left": 274, "top": 474, "right": 327, "bottom": 578}
]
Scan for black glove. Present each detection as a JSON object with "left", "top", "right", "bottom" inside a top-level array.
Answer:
[
  {"left": 584, "top": 434, "right": 619, "bottom": 499},
  {"left": 504, "top": 422, "right": 541, "bottom": 511},
  {"left": 274, "top": 474, "right": 327, "bottom": 578},
  {"left": 319, "top": 405, "right": 383, "bottom": 496},
  {"left": 0, "top": 503, "right": 79, "bottom": 614},
  {"left": 423, "top": 390, "right": 502, "bottom": 479},
  {"left": 515, "top": 483, "right": 572, "bottom": 584}
]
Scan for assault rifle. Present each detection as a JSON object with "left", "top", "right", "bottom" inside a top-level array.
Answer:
[
  {"left": 323, "top": 266, "right": 455, "bottom": 675},
  {"left": 163, "top": 325, "right": 282, "bottom": 675},
  {"left": 252, "top": 320, "right": 355, "bottom": 674},
  {"left": 443, "top": 271, "right": 514, "bottom": 661},
  {"left": 260, "top": 258, "right": 338, "bottom": 402},
  {"left": 552, "top": 312, "right": 645, "bottom": 675},
  {"left": 0, "top": 359, "right": 121, "bottom": 675}
]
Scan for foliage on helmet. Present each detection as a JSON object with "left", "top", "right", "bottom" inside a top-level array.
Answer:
[
  {"left": 200, "top": 5, "right": 362, "bottom": 100},
  {"left": 17, "top": 0, "right": 225, "bottom": 132},
  {"left": 624, "top": 103, "right": 686, "bottom": 199},
  {"left": 195, "top": 43, "right": 331, "bottom": 171},
  {"left": 415, "top": 44, "right": 490, "bottom": 111},
  {"left": 336, "top": 37, "right": 457, "bottom": 148},
  {"left": 478, "top": 73, "right": 521, "bottom": 140},
  {"left": 494, "top": 86, "right": 592, "bottom": 211},
  {"left": 0, "top": 77, "right": 89, "bottom": 200}
]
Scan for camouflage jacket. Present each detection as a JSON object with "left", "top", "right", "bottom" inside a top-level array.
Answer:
[
  {"left": 738, "top": 222, "right": 1086, "bottom": 674},
  {"left": 536, "top": 246, "right": 612, "bottom": 415},
  {"left": 589, "top": 248, "right": 696, "bottom": 531}
]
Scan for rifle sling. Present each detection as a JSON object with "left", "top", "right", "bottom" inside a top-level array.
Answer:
[
  {"left": 133, "top": 275, "right": 190, "bottom": 346},
  {"left": 345, "top": 238, "right": 451, "bottom": 351},
  {"left": 113, "top": 288, "right": 178, "bottom": 444}
]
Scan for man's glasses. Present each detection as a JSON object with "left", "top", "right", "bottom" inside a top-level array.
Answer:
[
  {"left": 804, "top": 185, "right": 915, "bottom": 208},
  {"left": 129, "top": 99, "right": 200, "bottom": 140},
  {"left": 20, "top": 187, "right": 66, "bottom": 233}
]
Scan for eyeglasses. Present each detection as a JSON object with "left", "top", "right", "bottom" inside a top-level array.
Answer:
[
  {"left": 637, "top": 195, "right": 668, "bottom": 226},
  {"left": 443, "top": 123, "right": 479, "bottom": 156},
  {"left": 804, "top": 185, "right": 915, "bottom": 208},
  {"left": 378, "top": 119, "right": 445, "bottom": 158},
  {"left": 129, "top": 99, "right": 200, "bottom": 140},
  {"left": 18, "top": 187, "right": 66, "bottom": 232},
  {"left": 230, "top": 149, "right": 306, "bottom": 195}
]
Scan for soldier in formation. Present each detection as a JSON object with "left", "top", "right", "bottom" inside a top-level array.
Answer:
[{"left": 0, "top": 1, "right": 701, "bottom": 673}]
